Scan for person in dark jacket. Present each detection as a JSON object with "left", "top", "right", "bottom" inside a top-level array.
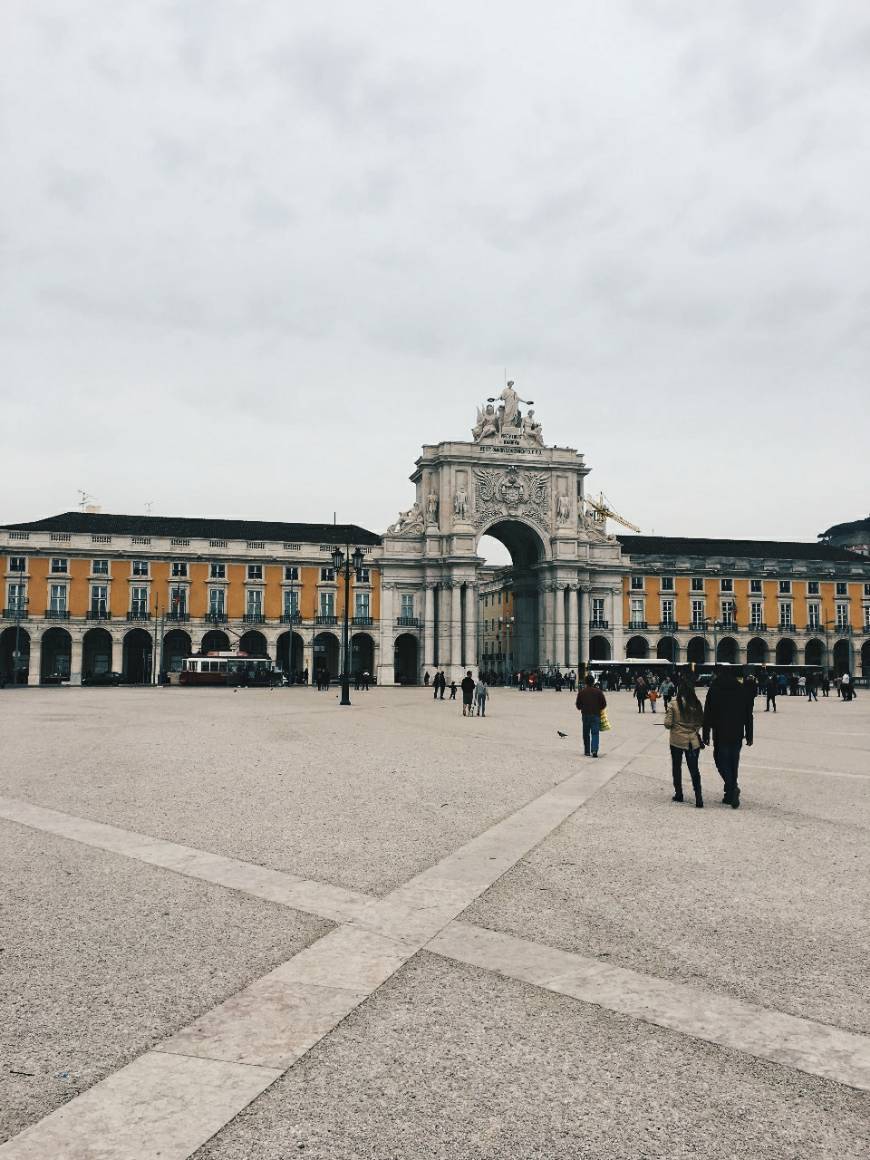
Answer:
[
  {"left": 702, "top": 667, "right": 753, "bottom": 808},
  {"left": 575, "top": 675, "right": 607, "bottom": 757},
  {"left": 460, "top": 670, "right": 476, "bottom": 717}
]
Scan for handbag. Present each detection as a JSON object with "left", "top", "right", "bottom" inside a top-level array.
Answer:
[{"left": 599, "top": 709, "right": 611, "bottom": 732}]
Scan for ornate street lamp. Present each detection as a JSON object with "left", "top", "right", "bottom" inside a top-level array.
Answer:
[{"left": 331, "top": 544, "right": 365, "bottom": 706}]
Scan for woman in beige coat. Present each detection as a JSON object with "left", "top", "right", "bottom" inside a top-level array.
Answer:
[{"left": 663, "top": 680, "right": 705, "bottom": 807}]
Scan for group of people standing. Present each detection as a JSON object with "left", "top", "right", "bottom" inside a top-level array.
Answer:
[{"left": 429, "top": 670, "right": 489, "bottom": 716}]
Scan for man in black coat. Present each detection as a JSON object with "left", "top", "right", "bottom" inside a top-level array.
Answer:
[{"left": 702, "top": 667, "right": 754, "bottom": 808}]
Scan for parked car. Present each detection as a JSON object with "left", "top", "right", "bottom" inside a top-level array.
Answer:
[{"left": 83, "top": 671, "right": 125, "bottom": 686}]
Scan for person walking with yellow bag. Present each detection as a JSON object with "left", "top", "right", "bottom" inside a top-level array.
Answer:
[{"left": 575, "top": 674, "right": 607, "bottom": 758}]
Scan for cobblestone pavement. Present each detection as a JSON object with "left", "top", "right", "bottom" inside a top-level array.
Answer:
[{"left": 1, "top": 684, "right": 868, "bottom": 1158}]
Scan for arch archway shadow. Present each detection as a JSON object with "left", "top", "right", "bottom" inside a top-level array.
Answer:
[
  {"left": 657, "top": 636, "right": 678, "bottom": 663},
  {"left": 832, "top": 639, "right": 851, "bottom": 676},
  {"left": 277, "top": 631, "right": 304, "bottom": 678},
  {"left": 314, "top": 632, "right": 340, "bottom": 680},
  {"left": 0, "top": 625, "right": 30, "bottom": 684},
  {"left": 589, "top": 635, "right": 611, "bottom": 661},
  {"left": 41, "top": 627, "right": 72, "bottom": 683},
  {"left": 394, "top": 633, "right": 419, "bottom": 684},
  {"left": 686, "top": 636, "right": 708, "bottom": 665},
  {"left": 351, "top": 632, "right": 375, "bottom": 675},
  {"left": 201, "top": 630, "right": 230, "bottom": 653},
  {"left": 716, "top": 636, "right": 739, "bottom": 664},
  {"left": 805, "top": 638, "right": 824, "bottom": 668},
  {"left": 163, "top": 629, "right": 192, "bottom": 674},
  {"left": 477, "top": 520, "right": 549, "bottom": 673},
  {"left": 239, "top": 630, "right": 268, "bottom": 657},
  {"left": 747, "top": 637, "right": 768, "bottom": 665},
  {"left": 626, "top": 635, "right": 649, "bottom": 660},
  {"left": 83, "top": 627, "right": 113, "bottom": 679},
  {"left": 775, "top": 638, "right": 797, "bottom": 666},
  {"left": 123, "top": 628, "right": 153, "bottom": 684}
]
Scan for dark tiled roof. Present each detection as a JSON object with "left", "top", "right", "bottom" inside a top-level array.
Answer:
[
  {"left": 616, "top": 535, "right": 862, "bottom": 564},
  {"left": 819, "top": 516, "right": 870, "bottom": 539},
  {"left": 1, "top": 511, "right": 382, "bottom": 546}
]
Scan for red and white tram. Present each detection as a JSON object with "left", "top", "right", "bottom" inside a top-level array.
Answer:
[{"left": 179, "top": 651, "right": 275, "bottom": 687}]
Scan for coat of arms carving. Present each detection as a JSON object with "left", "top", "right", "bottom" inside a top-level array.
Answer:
[{"left": 472, "top": 466, "right": 551, "bottom": 530}]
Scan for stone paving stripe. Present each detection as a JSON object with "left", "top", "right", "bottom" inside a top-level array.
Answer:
[
  {"left": 0, "top": 1051, "right": 281, "bottom": 1160},
  {"left": 429, "top": 922, "right": 870, "bottom": 1093},
  {"left": 0, "top": 794, "right": 371, "bottom": 924},
  {"left": 624, "top": 756, "right": 870, "bottom": 781}
]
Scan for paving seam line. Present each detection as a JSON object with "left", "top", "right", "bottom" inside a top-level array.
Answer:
[{"left": 0, "top": 732, "right": 649, "bottom": 1159}]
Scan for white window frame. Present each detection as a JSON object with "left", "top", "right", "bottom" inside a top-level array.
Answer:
[
  {"left": 400, "top": 593, "right": 415, "bottom": 619},
  {"left": 49, "top": 583, "right": 68, "bottom": 612},
  {"left": 283, "top": 588, "right": 299, "bottom": 616},
  {"left": 750, "top": 601, "right": 763, "bottom": 628},
  {"left": 131, "top": 560, "right": 149, "bottom": 577},
  {"left": 355, "top": 591, "right": 370, "bottom": 618},
  {"left": 591, "top": 597, "right": 605, "bottom": 625},
  {"left": 9, "top": 556, "right": 26, "bottom": 573},
  {"left": 7, "top": 582, "right": 27, "bottom": 611},
  {"left": 245, "top": 588, "right": 263, "bottom": 616},
  {"left": 208, "top": 588, "right": 225, "bottom": 616},
  {"left": 691, "top": 599, "right": 705, "bottom": 627},
  {"left": 130, "top": 586, "right": 149, "bottom": 615},
  {"left": 750, "top": 579, "right": 762, "bottom": 594},
  {"left": 319, "top": 590, "right": 335, "bottom": 617},
  {"left": 247, "top": 564, "right": 263, "bottom": 581},
  {"left": 660, "top": 599, "right": 674, "bottom": 625},
  {"left": 50, "top": 558, "right": 68, "bottom": 574},
  {"left": 720, "top": 577, "right": 734, "bottom": 592},
  {"left": 90, "top": 584, "right": 108, "bottom": 614},
  {"left": 836, "top": 602, "right": 849, "bottom": 628},
  {"left": 779, "top": 602, "right": 793, "bottom": 627},
  {"left": 807, "top": 603, "right": 821, "bottom": 629}
]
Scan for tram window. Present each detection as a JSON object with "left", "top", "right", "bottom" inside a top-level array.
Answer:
[{"left": 219, "top": 662, "right": 227, "bottom": 672}]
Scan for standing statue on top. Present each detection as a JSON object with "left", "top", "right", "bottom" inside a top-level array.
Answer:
[{"left": 472, "top": 380, "right": 544, "bottom": 446}]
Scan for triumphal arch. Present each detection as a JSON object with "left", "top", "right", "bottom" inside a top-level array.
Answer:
[{"left": 376, "top": 384, "right": 628, "bottom": 684}]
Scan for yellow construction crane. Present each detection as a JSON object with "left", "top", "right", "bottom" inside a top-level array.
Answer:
[{"left": 584, "top": 492, "right": 642, "bottom": 534}]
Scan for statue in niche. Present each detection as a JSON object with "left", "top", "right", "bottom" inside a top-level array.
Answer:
[
  {"left": 426, "top": 491, "right": 439, "bottom": 523},
  {"left": 556, "top": 493, "right": 570, "bottom": 524},
  {"left": 454, "top": 486, "right": 469, "bottom": 521}
]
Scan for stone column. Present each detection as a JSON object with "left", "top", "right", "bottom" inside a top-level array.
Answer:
[
  {"left": 450, "top": 581, "right": 462, "bottom": 679},
  {"left": 69, "top": 636, "right": 83, "bottom": 686},
  {"left": 553, "top": 584, "right": 566, "bottom": 668},
  {"left": 537, "top": 583, "right": 548, "bottom": 669},
  {"left": 378, "top": 582, "right": 395, "bottom": 685},
  {"left": 610, "top": 585, "right": 624, "bottom": 663},
  {"left": 302, "top": 633, "right": 314, "bottom": 683},
  {"left": 423, "top": 584, "right": 435, "bottom": 669},
  {"left": 567, "top": 584, "right": 579, "bottom": 668},
  {"left": 464, "top": 582, "right": 478, "bottom": 674},
  {"left": 580, "top": 584, "right": 591, "bottom": 668},
  {"left": 28, "top": 635, "right": 42, "bottom": 686}
]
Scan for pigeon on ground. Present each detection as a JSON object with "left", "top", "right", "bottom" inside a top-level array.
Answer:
[{"left": 557, "top": 731, "right": 568, "bottom": 738}]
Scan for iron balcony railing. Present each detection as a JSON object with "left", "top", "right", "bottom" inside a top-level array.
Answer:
[
  {"left": 205, "top": 612, "right": 228, "bottom": 623},
  {"left": 87, "top": 609, "right": 111, "bottom": 620},
  {"left": 657, "top": 621, "right": 679, "bottom": 631},
  {"left": 242, "top": 612, "right": 266, "bottom": 623},
  {"left": 777, "top": 624, "right": 798, "bottom": 634},
  {"left": 3, "top": 607, "right": 28, "bottom": 618},
  {"left": 589, "top": 619, "right": 609, "bottom": 630},
  {"left": 126, "top": 611, "right": 151, "bottom": 621},
  {"left": 165, "top": 611, "right": 190, "bottom": 622},
  {"left": 352, "top": 615, "right": 374, "bottom": 626},
  {"left": 396, "top": 616, "right": 419, "bottom": 627},
  {"left": 280, "top": 611, "right": 303, "bottom": 624},
  {"left": 834, "top": 625, "right": 853, "bottom": 635},
  {"left": 627, "top": 620, "right": 647, "bottom": 630},
  {"left": 45, "top": 609, "right": 70, "bottom": 620},
  {"left": 315, "top": 614, "right": 338, "bottom": 625}
]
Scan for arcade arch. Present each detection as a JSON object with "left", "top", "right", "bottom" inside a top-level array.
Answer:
[
  {"left": 123, "top": 628, "right": 152, "bottom": 684},
  {"left": 313, "top": 631, "right": 339, "bottom": 678},
  {"left": 276, "top": 631, "right": 304, "bottom": 677},
  {"left": 0, "top": 625, "right": 29, "bottom": 684},
  {"left": 83, "top": 627, "right": 113, "bottom": 678},
  {"left": 41, "top": 627, "right": 72, "bottom": 683}
]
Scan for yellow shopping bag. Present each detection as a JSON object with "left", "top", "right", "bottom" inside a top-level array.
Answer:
[{"left": 599, "top": 709, "right": 611, "bottom": 732}]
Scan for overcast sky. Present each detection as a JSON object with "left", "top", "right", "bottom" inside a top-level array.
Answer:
[{"left": 3, "top": 1, "right": 868, "bottom": 561}]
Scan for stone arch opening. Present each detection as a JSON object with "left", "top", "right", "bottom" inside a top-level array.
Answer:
[
  {"left": 41, "top": 627, "right": 72, "bottom": 683},
  {"left": 277, "top": 631, "right": 304, "bottom": 678},
  {"left": 477, "top": 519, "right": 548, "bottom": 674},
  {"left": 123, "top": 628, "right": 153, "bottom": 684},
  {"left": 805, "top": 638, "right": 825, "bottom": 668},
  {"left": 239, "top": 630, "right": 268, "bottom": 657},
  {"left": 201, "top": 630, "right": 230, "bottom": 653},
  {"left": 351, "top": 632, "right": 375, "bottom": 675},
  {"left": 83, "top": 627, "right": 113, "bottom": 679},
  {"left": 589, "top": 635, "right": 611, "bottom": 661},
  {"left": 687, "top": 636, "right": 708, "bottom": 665},
  {"left": 747, "top": 637, "right": 768, "bottom": 665},
  {"left": 394, "top": 633, "right": 419, "bottom": 684},
  {"left": 862, "top": 640, "right": 870, "bottom": 677},
  {"left": 717, "top": 636, "right": 739, "bottom": 664},
  {"left": 313, "top": 631, "right": 339, "bottom": 680},
  {"left": 832, "top": 639, "right": 851, "bottom": 675},
  {"left": 163, "top": 629, "right": 192, "bottom": 674},
  {"left": 0, "top": 625, "right": 30, "bottom": 684},
  {"left": 775, "top": 638, "right": 796, "bottom": 666},
  {"left": 657, "top": 636, "right": 678, "bottom": 663},
  {"left": 626, "top": 635, "right": 649, "bottom": 659}
]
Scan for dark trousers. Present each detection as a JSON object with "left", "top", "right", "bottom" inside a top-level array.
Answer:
[
  {"left": 765, "top": 692, "right": 776, "bottom": 712},
  {"left": 714, "top": 741, "right": 742, "bottom": 801},
  {"left": 670, "top": 745, "right": 702, "bottom": 801},
  {"left": 636, "top": 696, "right": 646, "bottom": 713},
  {"left": 581, "top": 712, "right": 600, "bottom": 755}
]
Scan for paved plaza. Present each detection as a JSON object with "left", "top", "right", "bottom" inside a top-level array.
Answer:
[{"left": 1, "top": 683, "right": 869, "bottom": 1158}]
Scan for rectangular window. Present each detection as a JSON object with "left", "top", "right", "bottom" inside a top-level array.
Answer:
[
  {"left": 836, "top": 603, "right": 849, "bottom": 628},
  {"left": 691, "top": 578, "right": 704, "bottom": 592},
  {"left": 630, "top": 598, "right": 644, "bottom": 625},
  {"left": 864, "top": 583, "right": 870, "bottom": 597},
  {"left": 807, "top": 581, "right": 820, "bottom": 595},
  {"left": 170, "top": 586, "right": 187, "bottom": 615},
  {"left": 171, "top": 561, "right": 188, "bottom": 578},
  {"left": 49, "top": 584, "right": 67, "bottom": 613},
  {"left": 283, "top": 588, "right": 299, "bottom": 617},
  {"left": 864, "top": 606, "right": 870, "bottom": 630},
  {"left": 210, "top": 562, "right": 226, "bottom": 579},
  {"left": 50, "top": 558, "right": 68, "bottom": 574},
  {"left": 592, "top": 598, "right": 605, "bottom": 625},
  {"left": 400, "top": 593, "right": 415, "bottom": 618},
  {"left": 7, "top": 582, "right": 26, "bottom": 611},
  {"left": 779, "top": 580, "right": 791, "bottom": 594},
  {"left": 355, "top": 592, "right": 370, "bottom": 618},
  {"left": 631, "top": 575, "right": 644, "bottom": 590},
  {"left": 130, "top": 586, "right": 149, "bottom": 616},
  {"left": 357, "top": 567, "right": 371, "bottom": 583},
  {"left": 750, "top": 579, "right": 762, "bottom": 594},
  {"left": 247, "top": 564, "right": 263, "bottom": 581},
  {"left": 661, "top": 599, "right": 674, "bottom": 624},
  {"left": 779, "top": 603, "right": 793, "bottom": 627},
  {"left": 90, "top": 585, "right": 108, "bottom": 616},
  {"left": 721, "top": 577, "right": 733, "bottom": 592},
  {"left": 721, "top": 600, "right": 736, "bottom": 627},
  {"left": 320, "top": 567, "right": 335, "bottom": 582},
  {"left": 691, "top": 599, "right": 705, "bottom": 627},
  {"left": 9, "top": 556, "right": 26, "bottom": 572},
  {"left": 807, "top": 603, "right": 821, "bottom": 629},
  {"left": 836, "top": 581, "right": 847, "bottom": 596},
  {"left": 91, "top": 558, "right": 109, "bottom": 575},
  {"left": 246, "top": 588, "right": 263, "bottom": 616},
  {"left": 319, "top": 591, "right": 335, "bottom": 617},
  {"left": 750, "top": 601, "right": 763, "bottom": 627},
  {"left": 132, "top": 560, "right": 149, "bottom": 577},
  {"left": 284, "top": 565, "right": 299, "bottom": 581},
  {"left": 208, "top": 588, "right": 225, "bottom": 616},
  {"left": 660, "top": 576, "right": 674, "bottom": 591}
]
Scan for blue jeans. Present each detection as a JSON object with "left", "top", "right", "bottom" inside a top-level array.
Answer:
[
  {"left": 582, "top": 712, "right": 600, "bottom": 755},
  {"left": 714, "top": 741, "right": 742, "bottom": 800}
]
